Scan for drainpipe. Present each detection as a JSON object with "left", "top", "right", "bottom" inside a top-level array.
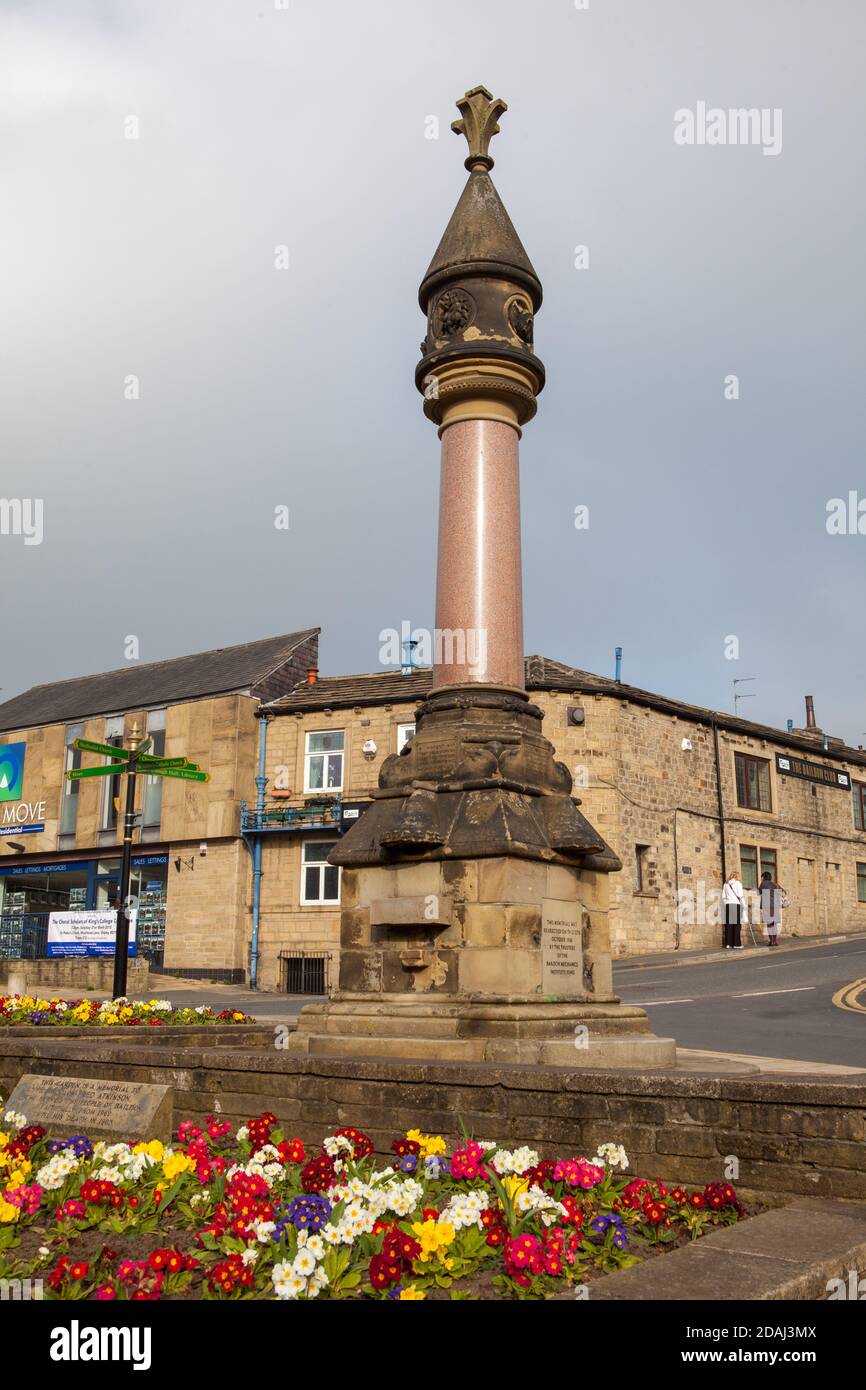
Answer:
[
  {"left": 249, "top": 714, "right": 270, "bottom": 990},
  {"left": 711, "top": 716, "right": 727, "bottom": 883}
]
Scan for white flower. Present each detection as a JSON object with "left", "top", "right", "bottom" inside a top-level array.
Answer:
[
  {"left": 241, "top": 1248, "right": 258, "bottom": 1267},
  {"left": 4, "top": 1110, "right": 26, "bottom": 1128},
  {"left": 93, "top": 1165, "right": 125, "bottom": 1186},
  {"left": 596, "top": 1142, "right": 629, "bottom": 1171},
  {"left": 272, "top": 1260, "right": 301, "bottom": 1300},
  {"left": 236, "top": 1125, "right": 249, "bottom": 1143},
  {"left": 293, "top": 1249, "right": 317, "bottom": 1277},
  {"left": 304, "top": 1234, "right": 325, "bottom": 1260},
  {"left": 492, "top": 1146, "right": 539, "bottom": 1176},
  {"left": 308, "top": 1266, "right": 329, "bottom": 1297},
  {"left": 515, "top": 1184, "right": 568, "bottom": 1226}
]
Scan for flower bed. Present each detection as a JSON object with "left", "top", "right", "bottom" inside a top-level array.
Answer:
[
  {"left": 0, "top": 995, "right": 253, "bottom": 1027},
  {"left": 0, "top": 1106, "right": 746, "bottom": 1300}
]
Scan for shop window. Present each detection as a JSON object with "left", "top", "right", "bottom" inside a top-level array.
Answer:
[
  {"left": 304, "top": 731, "right": 344, "bottom": 794},
  {"left": 397, "top": 722, "right": 416, "bottom": 752},
  {"left": 735, "top": 753, "right": 772, "bottom": 812},
  {"left": 142, "top": 710, "right": 167, "bottom": 831},
  {"left": 857, "top": 864, "right": 866, "bottom": 904},
  {"left": 59, "top": 722, "right": 84, "bottom": 838},
  {"left": 853, "top": 782, "right": 866, "bottom": 832},
  {"left": 300, "top": 840, "right": 340, "bottom": 905}
]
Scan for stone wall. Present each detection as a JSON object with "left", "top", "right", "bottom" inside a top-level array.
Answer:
[
  {"left": 162, "top": 837, "right": 250, "bottom": 979},
  {"left": 0, "top": 1039, "right": 862, "bottom": 1200},
  {"left": 0, "top": 956, "right": 149, "bottom": 993}
]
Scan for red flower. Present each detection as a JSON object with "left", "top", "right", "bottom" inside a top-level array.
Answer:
[
  {"left": 369, "top": 1253, "right": 401, "bottom": 1290},
  {"left": 390, "top": 1137, "right": 421, "bottom": 1158},
  {"left": 277, "top": 1138, "right": 306, "bottom": 1165},
  {"left": 335, "top": 1127, "right": 374, "bottom": 1159},
  {"left": 300, "top": 1153, "right": 337, "bottom": 1194}
]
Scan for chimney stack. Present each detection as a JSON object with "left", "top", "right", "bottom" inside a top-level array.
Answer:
[
  {"left": 307, "top": 667, "right": 318, "bottom": 685},
  {"left": 805, "top": 695, "right": 816, "bottom": 729}
]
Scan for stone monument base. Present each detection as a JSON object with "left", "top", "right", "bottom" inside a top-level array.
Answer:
[
  {"left": 288, "top": 995, "right": 675, "bottom": 1066},
  {"left": 288, "top": 855, "right": 675, "bottom": 1068}
]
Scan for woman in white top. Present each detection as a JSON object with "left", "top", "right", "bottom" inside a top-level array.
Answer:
[{"left": 721, "top": 871, "right": 746, "bottom": 950}]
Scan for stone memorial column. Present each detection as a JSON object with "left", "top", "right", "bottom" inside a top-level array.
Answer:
[{"left": 290, "top": 88, "right": 675, "bottom": 1067}]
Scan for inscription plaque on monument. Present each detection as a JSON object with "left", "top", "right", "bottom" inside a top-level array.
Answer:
[
  {"left": 541, "top": 898, "right": 583, "bottom": 996},
  {"left": 5, "top": 1073, "right": 172, "bottom": 1142}
]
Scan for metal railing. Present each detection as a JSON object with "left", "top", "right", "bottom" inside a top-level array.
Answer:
[
  {"left": 241, "top": 797, "right": 344, "bottom": 834},
  {"left": 0, "top": 914, "right": 50, "bottom": 960}
]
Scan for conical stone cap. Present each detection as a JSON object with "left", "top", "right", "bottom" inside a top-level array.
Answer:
[{"left": 419, "top": 168, "right": 543, "bottom": 312}]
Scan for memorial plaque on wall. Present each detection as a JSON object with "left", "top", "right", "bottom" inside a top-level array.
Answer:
[
  {"left": 4, "top": 1073, "right": 172, "bottom": 1142},
  {"left": 541, "top": 898, "right": 583, "bottom": 996}
]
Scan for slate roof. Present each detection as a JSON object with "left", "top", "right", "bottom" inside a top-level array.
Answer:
[
  {"left": 267, "top": 655, "right": 866, "bottom": 770},
  {"left": 0, "top": 630, "right": 319, "bottom": 733}
]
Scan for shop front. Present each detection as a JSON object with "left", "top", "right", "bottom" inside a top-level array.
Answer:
[{"left": 0, "top": 853, "right": 168, "bottom": 964}]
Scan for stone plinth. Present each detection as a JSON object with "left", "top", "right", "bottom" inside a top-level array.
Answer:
[{"left": 289, "top": 855, "right": 674, "bottom": 1067}]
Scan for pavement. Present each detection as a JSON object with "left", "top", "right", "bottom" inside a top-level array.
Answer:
[{"left": 585, "top": 1196, "right": 866, "bottom": 1302}]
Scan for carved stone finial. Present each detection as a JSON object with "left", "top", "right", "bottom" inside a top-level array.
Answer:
[{"left": 451, "top": 85, "right": 507, "bottom": 172}]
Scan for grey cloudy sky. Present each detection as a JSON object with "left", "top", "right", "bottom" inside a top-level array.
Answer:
[{"left": 2, "top": 0, "right": 864, "bottom": 741}]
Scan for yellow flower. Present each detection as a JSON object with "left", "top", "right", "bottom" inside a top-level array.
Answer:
[
  {"left": 0, "top": 1132, "right": 8, "bottom": 1151},
  {"left": 133, "top": 1139, "right": 165, "bottom": 1161},
  {"left": 120, "top": 1006, "right": 133, "bottom": 1019},
  {"left": 0, "top": 1199, "right": 18, "bottom": 1223},
  {"left": 406, "top": 1129, "right": 446, "bottom": 1159},
  {"left": 410, "top": 1218, "right": 456, "bottom": 1265},
  {"left": 500, "top": 1174, "right": 529, "bottom": 1202},
  {"left": 399, "top": 1286, "right": 426, "bottom": 1300},
  {"left": 232, "top": 1011, "right": 244, "bottom": 1021},
  {"left": 100, "top": 1014, "right": 119, "bottom": 1026},
  {"left": 162, "top": 1152, "right": 195, "bottom": 1182}
]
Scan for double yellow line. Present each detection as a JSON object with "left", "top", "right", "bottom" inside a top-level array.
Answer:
[{"left": 832, "top": 977, "right": 866, "bottom": 1014}]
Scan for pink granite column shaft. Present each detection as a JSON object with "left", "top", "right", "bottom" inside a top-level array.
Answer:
[{"left": 433, "top": 417, "right": 524, "bottom": 689}]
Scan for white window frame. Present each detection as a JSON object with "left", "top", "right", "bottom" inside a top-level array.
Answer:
[
  {"left": 300, "top": 839, "right": 341, "bottom": 906},
  {"left": 304, "top": 729, "right": 344, "bottom": 794},
  {"left": 397, "top": 722, "right": 416, "bottom": 752}
]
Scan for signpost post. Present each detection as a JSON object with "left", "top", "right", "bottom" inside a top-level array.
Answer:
[{"left": 66, "top": 728, "right": 208, "bottom": 997}]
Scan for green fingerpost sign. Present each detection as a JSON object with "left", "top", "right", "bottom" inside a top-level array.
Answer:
[{"left": 66, "top": 763, "right": 129, "bottom": 781}]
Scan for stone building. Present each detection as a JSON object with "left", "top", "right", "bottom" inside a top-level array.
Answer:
[
  {"left": 0, "top": 629, "right": 318, "bottom": 981},
  {"left": 251, "top": 658, "right": 866, "bottom": 986},
  {"left": 2, "top": 632, "right": 865, "bottom": 987}
]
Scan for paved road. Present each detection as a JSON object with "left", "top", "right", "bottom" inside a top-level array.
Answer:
[{"left": 613, "top": 937, "right": 866, "bottom": 1069}]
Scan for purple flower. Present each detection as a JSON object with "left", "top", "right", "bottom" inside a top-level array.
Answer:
[{"left": 286, "top": 1193, "right": 332, "bottom": 1231}]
